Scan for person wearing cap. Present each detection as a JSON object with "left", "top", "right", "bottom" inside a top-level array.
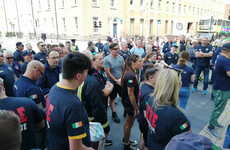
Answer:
[
  {"left": 146, "top": 69, "right": 191, "bottom": 150},
  {"left": 206, "top": 42, "right": 230, "bottom": 139},
  {"left": 37, "top": 50, "right": 61, "bottom": 95},
  {"left": 103, "top": 37, "right": 113, "bottom": 57},
  {"left": 165, "top": 132, "right": 222, "bottom": 150},
  {"left": 95, "top": 37, "right": 104, "bottom": 52},
  {"left": 162, "top": 36, "right": 175, "bottom": 54},
  {"left": 20, "top": 50, "right": 34, "bottom": 74},
  {"left": 192, "top": 37, "right": 213, "bottom": 95},
  {"left": 3, "top": 50, "right": 21, "bottom": 78},
  {"left": 162, "top": 43, "right": 179, "bottom": 66},
  {"left": 0, "top": 51, "right": 16, "bottom": 96},
  {"left": 70, "top": 39, "right": 79, "bottom": 52},
  {"left": 13, "top": 42, "right": 24, "bottom": 65},
  {"left": 34, "top": 41, "right": 47, "bottom": 64},
  {"left": 26, "top": 43, "right": 36, "bottom": 55}
]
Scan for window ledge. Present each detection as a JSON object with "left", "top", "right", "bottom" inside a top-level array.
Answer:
[
  {"left": 110, "top": 7, "right": 117, "bottom": 10},
  {"left": 92, "top": 5, "right": 100, "bottom": 8},
  {"left": 71, "top": 5, "right": 77, "bottom": 8}
]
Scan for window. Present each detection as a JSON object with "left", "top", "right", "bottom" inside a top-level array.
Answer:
[
  {"left": 74, "top": 17, "right": 79, "bottom": 33},
  {"left": 46, "top": 0, "right": 51, "bottom": 10},
  {"left": 130, "top": 18, "right": 134, "bottom": 35},
  {"left": 166, "top": 1, "right": 169, "bottom": 12},
  {"left": 92, "top": 0, "right": 99, "bottom": 6},
  {"left": 140, "top": 19, "right": 144, "bottom": 36},
  {"left": 201, "top": 9, "right": 203, "bottom": 16},
  {"left": 93, "top": 17, "right": 99, "bottom": 34},
  {"left": 172, "top": 3, "right": 175, "bottom": 13},
  {"left": 38, "top": 0, "right": 41, "bottom": 11},
  {"left": 51, "top": 18, "right": 54, "bottom": 30},
  {"left": 189, "top": 6, "right": 191, "bottom": 14},
  {"left": 179, "top": 4, "right": 181, "bottom": 14},
  {"left": 197, "top": 8, "right": 199, "bottom": 15},
  {"left": 150, "top": 0, "right": 154, "bottom": 9},
  {"left": 111, "top": 0, "right": 115, "bottom": 8},
  {"left": 130, "top": 0, "right": 134, "bottom": 5},
  {"left": 158, "top": 0, "right": 161, "bottom": 11},
  {"left": 61, "top": 18, "right": 66, "bottom": 33},
  {"left": 140, "top": 0, "right": 143, "bottom": 6},
  {"left": 72, "top": 0, "right": 77, "bottom": 6},
  {"left": 60, "top": 0, "right": 64, "bottom": 8},
  {"left": 193, "top": 7, "right": 195, "bottom": 15},
  {"left": 184, "top": 5, "right": 186, "bottom": 14}
]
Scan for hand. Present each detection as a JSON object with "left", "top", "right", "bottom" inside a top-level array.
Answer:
[
  {"left": 134, "top": 109, "right": 139, "bottom": 117},
  {"left": 116, "top": 78, "right": 121, "bottom": 86},
  {"left": 103, "top": 132, "right": 109, "bottom": 140}
]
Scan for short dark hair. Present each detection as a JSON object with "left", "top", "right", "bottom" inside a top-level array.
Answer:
[
  {"left": 37, "top": 41, "right": 44, "bottom": 47},
  {"left": 65, "top": 41, "right": 71, "bottom": 45},
  {"left": 109, "top": 43, "right": 118, "bottom": 50},
  {"left": 62, "top": 52, "right": 91, "bottom": 80},
  {"left": 50, "top": 44, "right": 59, "bottom": 49},
  {"left": 59, "top": 43, "right": 65, "bottom": 48},
  {"left": 0, "top": 110, "right": 21, "bottom": 150},
  {"left": 47, "top": 49, "right": 59, "bottom": 57},
  {"left": 88, "top": 41, "right": 93, "bottom": 47}
]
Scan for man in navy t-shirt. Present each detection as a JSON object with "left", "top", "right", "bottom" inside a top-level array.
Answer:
[
  {"left": 14, "top": 60, "right": 46, "bottom": 110},
  {"left": 34, "top": 41, "right": 47, "bottom": 64},
  {"left": 46, "top": 52, "right": 92, "bottom": 150},
  {"left": 95, "top": 37, "right": 104, "bottom": 52},
  {"left": 0, "top": 77, "right": 45, "bottom": 150},
  {"left": 192, "top": 37, "right": 213, "bottom": 94},
  {"left": 206, "top": 43, "right": 230, "bottom": 139},
  {"left": 4, "top": 50, "right": 21, "bottom": 78},
  {"left": 13, "top": 42, "right": 24, "bottom": 65},
  {"left": 119, "top": 42, "right": 131, "bottom": 60},
  {"left": 163, "top": 44, "right": 179, "bottom": 66},
  {"left": 37, "top": 50, "right": 61, "bottom": 95},
  {"left": 20, "top": 50, "right": 34, "bottom": 74},
  {"left": 163, "top": 36, "right": 174, "bottom": 54},
  {"left": 0, "top": 51, "right": 15, "bottom": 96}
]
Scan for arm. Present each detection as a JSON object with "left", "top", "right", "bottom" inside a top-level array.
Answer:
[
  {"left": 37, "top": 73, "right": 50, "bottom": 95},
  {"left": 69, "top": 139, "right": 93, "bottom": 150},
  {"left": 128, "top": 87, "right": 138, "bottom": 117},
  {"left": 35, "top": 119, "right": 45, "bottom": 131},
  {"left": 226, "top": 71, "right": 230, "bottom": 77},
  {"left": 102, "top": 81, "right": 114, "bottom": 97},
  {"left": 104, "top": 68, "right": 119, "bottom": 83}
]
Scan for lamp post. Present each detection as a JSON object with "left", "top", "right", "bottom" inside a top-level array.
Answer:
[{"left": 54, "top": 0, "right": 59, "bottom": 43}]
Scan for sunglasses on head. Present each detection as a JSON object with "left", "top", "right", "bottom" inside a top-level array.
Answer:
[{"left": 166, "top": 66, "right": 186, "bottom": 76}]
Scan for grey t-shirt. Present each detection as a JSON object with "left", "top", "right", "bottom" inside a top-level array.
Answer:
[{"left": 104, "top": 55, "right": 124, "bottom": 84}]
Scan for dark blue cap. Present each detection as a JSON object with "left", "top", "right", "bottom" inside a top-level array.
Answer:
[
  {"left": 171, "top": 43, "right": 178, "bottom": 48},
  {"left": 165, "top": 132, "right": 222, "bottom": 150},
  {"left": 22, "top": 50, "right": 32, "bottom": 56},
  {"left": 222, "top": 42, "right": 230, "bottom": 50}
]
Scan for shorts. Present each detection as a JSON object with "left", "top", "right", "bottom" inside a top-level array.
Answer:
[
  {"left": 109, "top": 84, "right": 121, "bottom": 100},
  {"left": 125, "top": 107, "right": 135, "bottom": 117}
]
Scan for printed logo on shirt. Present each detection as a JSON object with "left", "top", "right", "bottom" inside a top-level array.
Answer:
[
  {"left": 30, "top": 94, "right": 38, "bottom": 99},
  {"left": 180, "top": 122, "right": 188, "bottom": 130},
  {"left": 40, "top": 58, "right": 44, "bottom": 61},
  {"left": 205, "top": 48, "right": 209, "bottom": 52},
  {"left": 12, "top": 107, "right": 28, "bottom": 131},
  {"left": 128, "top": 80, "right": 133, "bottom": 83},
  {"left": 8, "top": 67, "right": 13, "bottom": 71},
  {"left": 212, "top": 144, "right": 220, "bottom": 150},
  {"left": 72, "top": 121, "right": 83, "bottom": 129},
  {"left": 0, "top": 70, "right": 3, "bottom": 73}
]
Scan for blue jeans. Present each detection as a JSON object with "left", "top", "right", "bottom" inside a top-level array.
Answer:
[
  {"left": 193, "top": 66, "right": 210, "bottom": 90},
  {"left": 179, "top": 86, "right": 190, "bottom": 110}
]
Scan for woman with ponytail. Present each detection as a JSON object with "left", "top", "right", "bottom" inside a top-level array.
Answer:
[
  {"left": 141, "top": 52, "right": 157, "bottom": 81},
  {"left": 172, "top": 51, "right": 195, "bottom": 110},
  {"left": 121, "top": 54, "right": 142, "bottom": 150}
]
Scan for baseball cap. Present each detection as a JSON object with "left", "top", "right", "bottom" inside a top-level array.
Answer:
[
  {"left": 165, "top": 132, "right": 222, "bottom": 150},
  {"left": 107, "top": 37, "right": 112, "bottom": 42},
  {"left": 222, "top": 42, "right": 230, "bottom": 51},
  {"left": 171, "top": 43, "right": 178, "bottom": 48},
  {"left": 71, "top": 39, "right": 76, "bottom": 43},
  {"left": 16, "top": 42, "right": 23, "bottom": 47},
  {"left": 22, "top": 50, "right": 32, "bottom": 56}
]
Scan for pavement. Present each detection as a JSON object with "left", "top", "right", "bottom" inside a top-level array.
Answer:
[{"left": 105, "top": 83, "right": 230, "bottom": 150}]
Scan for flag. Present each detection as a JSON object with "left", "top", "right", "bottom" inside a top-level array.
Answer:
[
  {"left": 128, "top": 80, "right": 133, "bottom": 83},
  {"left": 180, "top": 122, "right": 188, "bottom": 130},
  {"left": 72, "top": 121, "right": 82, "bottom": 129},
  {"left": 30, "top": 94, "right": 38, "bottom": 99}
]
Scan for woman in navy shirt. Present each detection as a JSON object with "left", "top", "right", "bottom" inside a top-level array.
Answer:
[
  {"left": 121, "top": 54, "right": 142, "bottom": 150},
  {"left": 172, "top": 51, "right": 195, "bottom": 110},
  {"left": 146, "top": 69, "right": 192, "bottom": 150},
  {"left": 141, "top": 52, "right": 157, "bottom": 81},
  {"left": 137, "top": 64, "right": 160, "bottom": 149}
]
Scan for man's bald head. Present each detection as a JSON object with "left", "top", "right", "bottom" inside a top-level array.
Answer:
[
  {"left": 26, "top": 60, "right": 43, "bottom": 72},
  {"left": 80, "top": 50, "right": 93, "bottom": 61}
]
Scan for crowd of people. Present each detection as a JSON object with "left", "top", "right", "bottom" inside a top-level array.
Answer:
[{"left": 0, "top": 34, "right": 229, "bottom": 150}]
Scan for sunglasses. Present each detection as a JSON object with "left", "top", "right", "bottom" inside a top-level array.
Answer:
[
  {"left": 34, "top": 66, "right": 43, "bottom": 76},
  {"left": 6, "top": 57, "right": 14, "bottom": 59},
  {"left": 40, "top": 44, "right": 45, "bottom": 47},
  {"left": 166, "top": 66, "right": 186, "bottom": 76},
  {"left": 112, "top": 47, "right": 119, "bottom": 50}
]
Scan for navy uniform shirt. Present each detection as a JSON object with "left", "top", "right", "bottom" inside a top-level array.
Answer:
[
  {"left": 103, "top": 44, "right": 110, "bottom": 56},
  {"left": 13, "top": 49, "right": 24, "bottom": 63},
  {"left": 137, "top": 83, "right": 154, "bottom": 128},
  {"left": 47, "top": 84, "right": 90, "bottom": 150},
  {"left": 95, "top": 43, "right": 104, "bottom": 52},
  {"left": 213, "top": 55, "right": 230, "bottom": 91},
  {"left": 119, "top": 50, "right": 131, "bottom": 60},
  {"left": 179, "top": 41, "right": 186, "bottom": 52},
  {"left": 121, "top": 73, "right": 139, "bottom": 108},
  {"left": 172, "top": 65, "right": 194, "bottom": 87},
  {"left": 0, "top": 97, "right": 43, "bottom": 150},
  {"left": 211, "top": 47, "right": 222, "bottom": 65},
  {"left": 20, "top": 61, "right": 28, "bottom": 74},
  {"left": 34, "top": 52, "right": 47, "bottom": 64},
  {"left": 163, "top": 42, "right": 174, "bottom": 54},
  {"left": 92, "top": 68, "right": 107, "bottom": 92},
  {"left": 127, "top": 43, "right": 133, "bottom": 50},
  {"left": 37, "top": 62, "right": 61, "bottom": 95},
  {"left": 146, "top": 102, "right": 191, "bottom": 150},
  {"left": 164, "top": 52, "right": 179, "bottom": 66},
  {"left": 13, "top": 76, "right": 46, "bottom": 108},
  {"left": 77, "top": 72, "right": 110, "bottom": 134},
  {"left": 195, "top": 44, "right": 212, "bottom": 67},
  {"left": 0, "top": 63, "right": 15, "bottom": 96},
  {"left": 12, "top": 61, "right": 21, "bottom": 78}
]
